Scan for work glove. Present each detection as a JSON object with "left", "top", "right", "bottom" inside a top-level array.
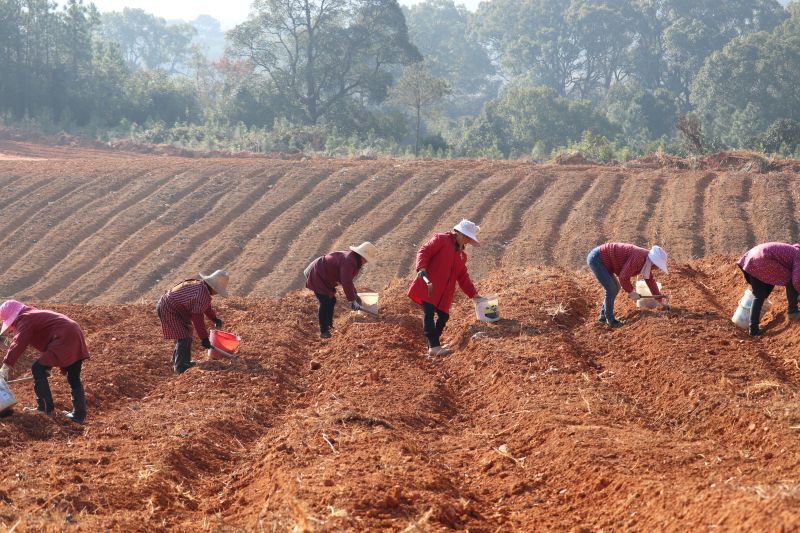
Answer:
[
  {"left": 628, "top": 290, "right": 640, "bottom": 302},
  {"left": 351, "top": 301, "right": 362, "bottom": 311},
  {"left": 213, "top": 318, "right": 223, "bottom": 329},
  {"left": 200, "top": 337, "right": 211, "bottom": 349},
  {"left": 0, "top": 363, "right": 9, "bottom": 381}
]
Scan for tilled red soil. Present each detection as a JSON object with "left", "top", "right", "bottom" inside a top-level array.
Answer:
[
  {"left": 3, "top": 138, "right": 800, "bottom": 305},
  {"left": 1, "top": 260, "right": 799, "bottom": 530}
]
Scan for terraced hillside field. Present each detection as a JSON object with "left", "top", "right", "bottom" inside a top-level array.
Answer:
[{"left": 2, "top": 142, "right": 800, "bottom": 304}]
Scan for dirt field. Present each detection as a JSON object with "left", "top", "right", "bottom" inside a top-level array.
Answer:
[
  {"left": 2, "top": 138, "right": 800, "bottom": 305},
  {"left": 1, "top": 138, "right": 799, "bottom": 530}
]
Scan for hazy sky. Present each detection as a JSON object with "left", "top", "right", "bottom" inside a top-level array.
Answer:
[{"left": 88, "top": 0, "right": 483, "bottom": 29}]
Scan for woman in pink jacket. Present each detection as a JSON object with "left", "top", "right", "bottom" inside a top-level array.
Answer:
[
  {"left": 0, "top": 300, "right": 90, "bottom": 424},
  {"left": 305, "top": 242, "right": 378, "bottom": 338},
  {"left": 407, "top": 220, "right": 484, "bottom": 356},
  {"left": 587, "top": 243, "right": 669, "bottom": 327},
  {"left": 738, "top": 242, "right": 800, "bottom": 336}
]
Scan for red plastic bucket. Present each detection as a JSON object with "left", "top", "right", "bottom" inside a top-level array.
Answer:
[{"left": 208, "top": 329, "right": 241, "bottom": 360}]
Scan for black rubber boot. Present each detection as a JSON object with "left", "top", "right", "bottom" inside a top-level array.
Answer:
[
  {"left": 64, "top": 383, "right": 87, "bottom": 424},
  {"left": 172, "top": 338, "right": 193, "bottom": 374},
  {"left": 32, "top": 364, "right": 55, "bottom": 415}
]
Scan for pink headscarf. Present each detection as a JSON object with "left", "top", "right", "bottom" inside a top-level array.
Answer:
[{"left": 0, "top": 300, "right": 26, "bottom": 336}]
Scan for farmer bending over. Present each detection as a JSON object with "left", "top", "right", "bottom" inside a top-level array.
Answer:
[
  {"left": 157, "top": 270, "right": 228, "bottom": 373},
  {"left": 408, "top": 219, "right": 484, "bottom": 356},
  {"left": 0, "top": 300, "right": 90, "bottom": 424},
  {"left": 305, "top": 242, "right": 378, "bottom": 339},
  {"left": 738, "top": 242, "right": 800, "bottom": 336},
  {"left": 587, "top": 243, "right": 668, "bottom": 327}
]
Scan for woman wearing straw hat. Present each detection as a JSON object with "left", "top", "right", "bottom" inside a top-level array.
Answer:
[
  {"left": 586, "top": 242, "right": 669, "bottom": 327},
  {"left": 738, "top": 242, "right": 800, "bottom": 336},
  {"left": 408, "top": 220, "right": 484, "bottom": 356},
  {"left": 305, "top": 242, "right": 378, "bottom": 339},
  {"left": 0, "top": 300, "right": 90, "bottom": 424},
  {"left": 156, "top": 270, "right": 229, "bottom": 374}
]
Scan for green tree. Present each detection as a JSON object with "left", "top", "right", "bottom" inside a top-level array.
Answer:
[
  {"left": 455, "top": 86, "right": 617, "bottom": 157},
  {"left": 404, "top": 0, "right": 496, "bottom": 116},
  {"left": 228, "top": 0, "right": 421, "bottom": 125},
  {"left": 99, "top": 8, "right": 197, "bottom": 73},
  {"left": 690, "top": 12, "right": 800, "bottom": 147},
  {"left": 603, "top": 82, "right": 678, "bottom": 144},
  {"left": 389, "top": 62, "right": 449, "bottom": 155}
]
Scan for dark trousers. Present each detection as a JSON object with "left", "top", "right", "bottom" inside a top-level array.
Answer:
[
  {"left": 422, "top": 302, "right": 449, "bottom": 348},
  {"left": 315, "top": 293, "right": 336, "bottom": 334},
  {"left": 32, "top": 359, "right": 85, "bottom": 419},
  {"left": 172, "top": 338, "right": 193, "bottom": 374},
  {"left": 744, "top": 271, "right": 799, "bottom": 329}
]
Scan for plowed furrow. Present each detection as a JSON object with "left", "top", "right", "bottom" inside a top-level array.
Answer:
[
  {"left": 750, "top": 173, "right": 798, "bottom": 245},
  {"left": 653, "top": 173, "right": 715, "bottom": 260},
  {"left": 194, "top": 163, "right": 330, "bottom": 284},
  {"left": 257, "top": 164, "right": 413, "bottom": 296},
  {"left": 554, "top": 172, "right": 624, "bottom": 268},
  {"left": 508, "top": 173, "right": 594, "bottom": 266},
  {"left": 0, "top": 168, "right": 138, "bottom": 277},
  {"left": 141, "top": 165, "right": 290, "bottom": 300},
  {"left": 0, "top": 173, "right": 93, "bottom": 254},
  {"left": 787, "top": 174, "right": 800, "bottom": 244},
  {"left": 335, "top": 162, "right": 453, "bottom": 290},
  {"left": 89, "top": 167, "right": 241, "bottom": 303},
  {"left": 0, "top": 168, "right": 57, "bottom": 207},
  {"left": 439, "top": 167, "right": 523, "bottom": 280},
  {"left": 139, "top": 162, "right": 354, "bottom": 297},
  {"left": 38, "top": 165, "right": 198, "bottom": 302},
  {"left": 468, "top": 168, "right": 554, "bottom": 275},
  {"left": 600, "top": 173, "right": 662, "bottom": 248},
  {"left": 703, "top": 174, "right": 755, "bottom": 256},
  {"left": 636, "top": 174, "right": 666, "bottom": 244},
  {"left": 108, "top": 166, "right": 281, "bottom": 302},
  {"left": 66, "top": 165, "right": 229, "bottom": 303},
  {"left": 691, "top": 173, "right": 716, "bottom": 258},
  {"left": 234, "top": 164, "right": 376, "bottom": 295},
  {"left": 29, "top": 165, "right": 187, "bottom": 300}
]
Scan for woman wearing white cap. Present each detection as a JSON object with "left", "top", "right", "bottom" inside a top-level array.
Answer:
[
  {"left": 156, "top": 270, "right": 229, "bottom": 373},
  {"left": 586, "top": 243, "right": 668, "bottom": 327},
  {"left": 407, "top": 220, "right": 484, "bottom": 355},
  {"left": 304, "top": 242, "right": 378, "bottom": 339}
]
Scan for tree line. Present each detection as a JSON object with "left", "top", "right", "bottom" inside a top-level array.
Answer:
[{"left": 1, "top": 0, "right": 799, "bottom": 159}]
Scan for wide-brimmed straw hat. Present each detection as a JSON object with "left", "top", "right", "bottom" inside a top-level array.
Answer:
[
  {"left": 453, "top": 219, "right": 480, "bottom": 245},
  {"left": 349, "top": 242, "right": 378, "bottom": 264},
  {"left": 0, "top": 300, "right": 25, "bottom": 336},
  {"left": 648, "top": 245, "right": 668, "bottom": 274},
  {"left": 199, "top": 270, "right": 230, "bottom": 297}
]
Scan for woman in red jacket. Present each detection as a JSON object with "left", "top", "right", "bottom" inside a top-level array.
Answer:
[
  {"left": 156, "top": 270, "right": 228, "bottom": 374},
  {"left": 305, "top": 242, "right": 378, "bottom": 338},
  {"left": 408, "top": 219, "right": 484, "bottom": 356},
  {"left": 0, "top": 300, "right": 91, "bottom": 424}
]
